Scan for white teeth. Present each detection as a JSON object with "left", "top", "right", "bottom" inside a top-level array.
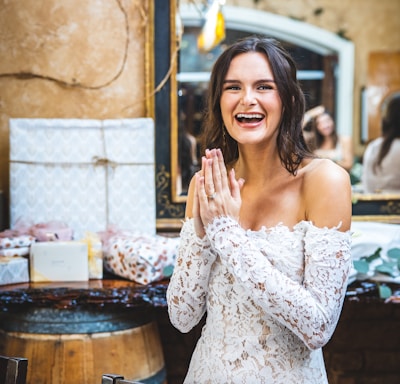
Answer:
[{"left": 236, "top": 113, "right": 263, "bottom": 119}]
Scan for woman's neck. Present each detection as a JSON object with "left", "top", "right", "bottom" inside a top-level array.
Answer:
[
  {"left": 320, "top": 135, "right": 336, "bottom": 149},
  {"left": 233, "top": 147, "right": 286, "bottom": 184}
]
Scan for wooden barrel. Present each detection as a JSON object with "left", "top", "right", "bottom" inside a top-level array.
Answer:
[{"left": 0, "top": 307, "right": 166, "bottom": 384}]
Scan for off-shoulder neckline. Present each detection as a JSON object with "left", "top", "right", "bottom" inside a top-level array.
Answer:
[
  {"left": 250, "top": 220, "right": 344, "bottom": 233},
  {"left": 185, "top": 217, "right": 347, "bottom": 234}
]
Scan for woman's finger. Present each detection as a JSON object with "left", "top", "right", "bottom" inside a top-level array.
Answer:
[
  {"left": 196, "top": 170, "right": 209, "bottom": 204},
  {"left": 193, "top": 173, "right": 200, "bottom": 217},
  {"left": 229, "top": 168, "right": 245, "bottom": 200},
  {"left": 205, "top": 158, "right": 217, "bottom": 199},
  {"left": 216, "top": 148, "right": 229, "bottom": 191},
  {"left": 193, "top": 173, "right": 206, "bottom": 237}
]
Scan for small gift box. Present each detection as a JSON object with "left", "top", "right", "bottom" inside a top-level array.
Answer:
[
  {"left": 0, "top": 232, "right": 36, "bottom": 258},
  {"left": 103, "top": 232, "right": 180, "bottom": 285},
  {"left": 0, "top": 256, "right": 29, "bottom": 286},
  {"left": 0, "top": 247, "right": 30, "bottom": 257},
  {"left": 0, "top": 233, "right": 36, "bottom": 250},
  {"left": 30, "top": 221, "right": 74, "bottom": 241},
  {"left": 30, "top": 241, "right": 89, "bottom": 282}
]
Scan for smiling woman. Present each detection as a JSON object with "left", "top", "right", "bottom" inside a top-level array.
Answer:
[{"left": 167, "top": 36, "right": 352, "bottom": 384}]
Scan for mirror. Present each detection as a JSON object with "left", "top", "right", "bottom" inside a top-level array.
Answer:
[{"left": 171, "top": 4, "right": 355, "bottom": 203}]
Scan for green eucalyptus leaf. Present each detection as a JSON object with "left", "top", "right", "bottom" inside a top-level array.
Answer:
[
  {"left": 387, "top": 247, "right": 400, "bottom": 260},
  {"left": 378, "top": 284, "right": 392, "bottom": 299},
  {"left": 375, "top": 260, "right": 398, "bottom": 277},
  {"left": 163, "top": 265, "right": 174, "bottom": 278},
  {"left": 365, "top": 247, "right": 382, "bottom": 263},
  {"left": 353, "top": 259, "right": 370, "bottom": 274}
]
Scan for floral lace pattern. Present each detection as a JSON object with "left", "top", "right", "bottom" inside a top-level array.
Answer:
[{"left": 167, "top": 216, "right": 352, "bottom": 384}]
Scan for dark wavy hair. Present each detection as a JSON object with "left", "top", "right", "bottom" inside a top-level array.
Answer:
[
  {"left": 308, "top": 111, "right": 338, "bottom": 151},
  {"left": 373, "top": 93, "right": 400, "bottom": 172},
  {"left": 200, "top": 36, "right": 312, "bottom": 175}
]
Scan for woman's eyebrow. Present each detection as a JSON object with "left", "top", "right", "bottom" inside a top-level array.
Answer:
[{"left": 223, "top": 78, "right": 276, "bottom": 84}]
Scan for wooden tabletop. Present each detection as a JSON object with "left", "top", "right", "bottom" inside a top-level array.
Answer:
[{"left": 0, "top": 274, "right": 169, "bottom": 310}]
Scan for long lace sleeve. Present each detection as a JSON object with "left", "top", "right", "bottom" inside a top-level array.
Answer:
[
  {"left": 167, "top": 219, "right": 217, "bottom": 333},
  {"left": 205, "top": 216, "right": 352, "bottom": 350}
]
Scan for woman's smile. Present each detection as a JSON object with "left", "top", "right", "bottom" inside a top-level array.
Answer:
[{"left": 235, "top": 113, "right": 265, "bottom": 126}]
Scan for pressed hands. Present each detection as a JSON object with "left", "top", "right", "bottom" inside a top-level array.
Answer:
[{"left": 193, "top": 148, "right": 245, "bottom": 238}]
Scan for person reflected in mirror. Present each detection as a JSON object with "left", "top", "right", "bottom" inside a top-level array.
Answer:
[
  {"left": 167, "top": 36, "right": 352, "bottom": 384},
  {"left": 362, "top": 93, "right": 400, "bottom": 193},
  {"left": 303, "top": 105, "right": 353, "bottom": 171}
]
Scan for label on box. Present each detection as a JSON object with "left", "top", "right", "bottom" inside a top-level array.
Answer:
[{"left": 30, "top": 241, "right": 89, "bottom": 282}]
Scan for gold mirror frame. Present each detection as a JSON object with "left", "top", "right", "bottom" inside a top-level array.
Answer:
[
  {"left": 154, "top": 0, "right": 186, "bottom": 231},
  {"left": 352, "top": 193, "right": 400, "bottom": 224},
  {"left": 169, "top": 0, "right": 182, "bottom": 204}
]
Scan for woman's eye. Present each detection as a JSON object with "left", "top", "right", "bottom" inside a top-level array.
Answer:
[
  {"left": 258, "top": 84, "right": 274, "bottom": 90},
  {"left": 225, "top": 85, "right": 240, "bottom": 91}
]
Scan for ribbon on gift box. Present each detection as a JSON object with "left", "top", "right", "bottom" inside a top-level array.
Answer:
[
  {"left": 10, "top": 124, "right": 153, "bottom": 229},
  {"left": 80, "top": 232, "right": 103, "bottom": 279}
]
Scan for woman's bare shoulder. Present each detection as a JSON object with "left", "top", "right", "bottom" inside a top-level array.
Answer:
[
  {"left": 304, "top": 158, "right": 350, "bottom": 184},
  {"left": 302, "top": 158, "right": 352, "bottom": 230}
]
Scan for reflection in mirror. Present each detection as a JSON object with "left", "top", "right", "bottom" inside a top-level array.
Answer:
[
  {"left": 357, "top": 90, "right": 400, "bottom": 195},
  {"left": 354, "top": 52, "right": 400, "bottom": 208},
  {"left": 171, "top": 5, "right": 355, "bottom": 203}
]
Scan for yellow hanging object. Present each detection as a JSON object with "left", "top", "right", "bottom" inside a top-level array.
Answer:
[{"left": 198, "top": 0, "right": 226, "bottom": 53}]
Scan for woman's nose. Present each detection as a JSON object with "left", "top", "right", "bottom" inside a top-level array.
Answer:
[{"left": 240, "top": 90, "right": 257, "bottom": 106}]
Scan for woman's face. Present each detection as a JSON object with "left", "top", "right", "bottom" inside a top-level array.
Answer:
[
  {"left": 220, "top": 52, "right": 283, "bottom": 147},
  {"left": 315, "top": 113, "right": 335, "bottom": 137}
]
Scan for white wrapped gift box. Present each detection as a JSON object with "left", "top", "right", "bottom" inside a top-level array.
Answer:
[
  {"left": 9, "top": 118, "right": 156, "bottom": 240},
  {"left": 0, "top": 256, "right": 29, "bottom": 286}
]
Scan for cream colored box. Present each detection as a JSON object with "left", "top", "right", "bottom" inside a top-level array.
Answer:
[{"left": 30, "top": 241, "right": 89, "bottom": 282}]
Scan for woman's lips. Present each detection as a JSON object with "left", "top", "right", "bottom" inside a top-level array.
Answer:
[{"left": 235, "top": 113, "right": 264, "bottom": 124}]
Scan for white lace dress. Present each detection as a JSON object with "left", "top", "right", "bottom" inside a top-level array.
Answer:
[{"left": 167, "top": 216, "right": 352, "bottom": 384}]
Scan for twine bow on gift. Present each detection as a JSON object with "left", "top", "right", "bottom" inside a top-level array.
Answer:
[{"left": 92, "top": 156, "right": 118, "bottom": 169}]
